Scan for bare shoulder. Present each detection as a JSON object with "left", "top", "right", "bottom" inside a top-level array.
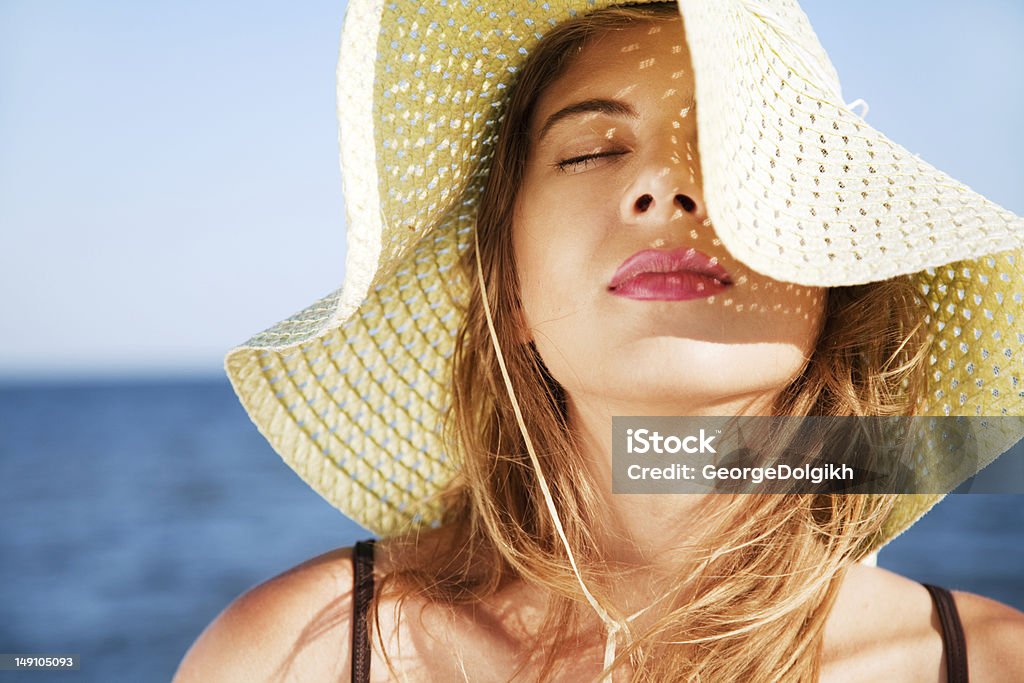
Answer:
[
  {"left": 823, "top": 563, "right": 1024, "bottom": 682},
  {"left": 172, "top": 546, "right": 357, "bottom": 683},
  {"left": 950, "top": 588, "right": 1024, "bottom": 681}
]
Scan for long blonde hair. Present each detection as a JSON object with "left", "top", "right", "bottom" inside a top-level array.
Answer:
[{"left": 372, "top": 4, "right": 931, "bottom": 681}]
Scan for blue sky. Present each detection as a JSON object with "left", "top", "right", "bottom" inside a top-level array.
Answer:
[{"left": 1, "top": 0, "right": 1022, "bottom": 381}]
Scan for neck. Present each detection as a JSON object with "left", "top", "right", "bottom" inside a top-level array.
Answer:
[{"left": 566, "top": 390, "right": 776, "bottom": 572}]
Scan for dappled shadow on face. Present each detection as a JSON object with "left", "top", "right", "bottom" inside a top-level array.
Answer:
[{"left": 517, "top": 17, "right": 827, "bottom": 353}]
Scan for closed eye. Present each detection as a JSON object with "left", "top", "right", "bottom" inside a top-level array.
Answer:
[{"left": 553, "top": 150, "right": 627, "bottom": 174}]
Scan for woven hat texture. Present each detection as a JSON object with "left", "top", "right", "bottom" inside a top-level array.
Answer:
[{"left": 226, "top": 0, "right": 1024, "bottom": 549}]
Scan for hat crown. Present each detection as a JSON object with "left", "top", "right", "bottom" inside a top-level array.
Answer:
[{"left": 729, "top": 0, "right": 843, "bottom": 99}]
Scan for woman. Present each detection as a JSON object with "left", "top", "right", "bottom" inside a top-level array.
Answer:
[{"left": 176, "top": 1, "right": 1024, "bottom": 681}]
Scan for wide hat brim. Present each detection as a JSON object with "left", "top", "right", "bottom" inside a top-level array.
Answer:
[{"left": 226, "top": 0, "right": 1024, "bottom": 550}]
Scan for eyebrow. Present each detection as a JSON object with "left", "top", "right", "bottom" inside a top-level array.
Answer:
[
  {"left": 536, "top": 93, "right": 696, "bottom": 143},
  {"left": 537, "top": 98, "right": 639, "bottom": 143}
]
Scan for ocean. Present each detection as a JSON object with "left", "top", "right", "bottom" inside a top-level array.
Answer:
[{"left": 1, "top": 379, "right": 1021, "bottom": 682}]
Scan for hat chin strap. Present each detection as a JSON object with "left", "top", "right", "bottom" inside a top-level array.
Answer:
[{"left": 473, "top": 228, "right": 659, "bottom": 678}]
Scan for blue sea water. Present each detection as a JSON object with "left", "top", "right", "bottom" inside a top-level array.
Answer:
[{"left": 0, "top": 379, "right": 1021, "bottom": 682}]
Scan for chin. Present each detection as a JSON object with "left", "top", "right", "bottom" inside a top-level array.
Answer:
[{"left": 564, "top": 337, "right": 808, "bottom": 413}]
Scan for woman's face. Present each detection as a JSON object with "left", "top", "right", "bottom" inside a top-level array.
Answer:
[{"left": 512, "top": 18, "right": 826, "bottom": 416}]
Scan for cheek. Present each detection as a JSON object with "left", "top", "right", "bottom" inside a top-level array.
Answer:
[
  {"left": 515, "top": 236, "right": 578, "bottom": 330},
  {"left": 798, "top": 287, "right": 828, "bottom": 352},
  {"left": 769, "top": 285, "right": 827, "bottom": 374},
  {"left": 735, "top": 276, "right": 827, "bottom": 350},
  {"left": 512, "top": 199, "right": 590, "bottom": 327},
  {"left": 766, "top": 286, "right": 827, "bottom": 387}
]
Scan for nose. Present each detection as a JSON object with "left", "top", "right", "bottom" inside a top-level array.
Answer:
[
  {"left": 631, "top": 191, "right": 700, "bottom": 216},
  {"left": 620, "top": 150, "right": 706, "bottom": 226}
]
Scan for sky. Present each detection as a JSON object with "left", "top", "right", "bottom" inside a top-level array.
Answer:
[{"left": 1, "top": 0, "right": 1022, "bottom": 381}]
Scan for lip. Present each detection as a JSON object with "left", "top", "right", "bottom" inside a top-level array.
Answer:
[{"left": 608, "top": 247, "right": 733, "bottom": 301}]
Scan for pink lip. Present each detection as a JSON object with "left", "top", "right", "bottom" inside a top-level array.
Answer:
[{"left": 608, "top": 247, "right": 733, "bottom": 301}]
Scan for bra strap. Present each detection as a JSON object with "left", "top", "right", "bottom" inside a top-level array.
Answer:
[
  {"left": 922, "top": 583, "right": 969, "bottom": 683},
  {"left": 351, "top": 539, "right": 376, "bottom": 683}
]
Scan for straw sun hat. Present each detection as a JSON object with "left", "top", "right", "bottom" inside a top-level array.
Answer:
[{"left": 226, "top": 0, "right": 1024, "bottom": 550}]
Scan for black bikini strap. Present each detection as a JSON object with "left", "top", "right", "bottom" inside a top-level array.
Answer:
[
  {"left": 351, "top": 539, "right": 376, "bottom": 683},
  {"left": 922, "top": 583, "right": 969, "bottom": 683}
]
